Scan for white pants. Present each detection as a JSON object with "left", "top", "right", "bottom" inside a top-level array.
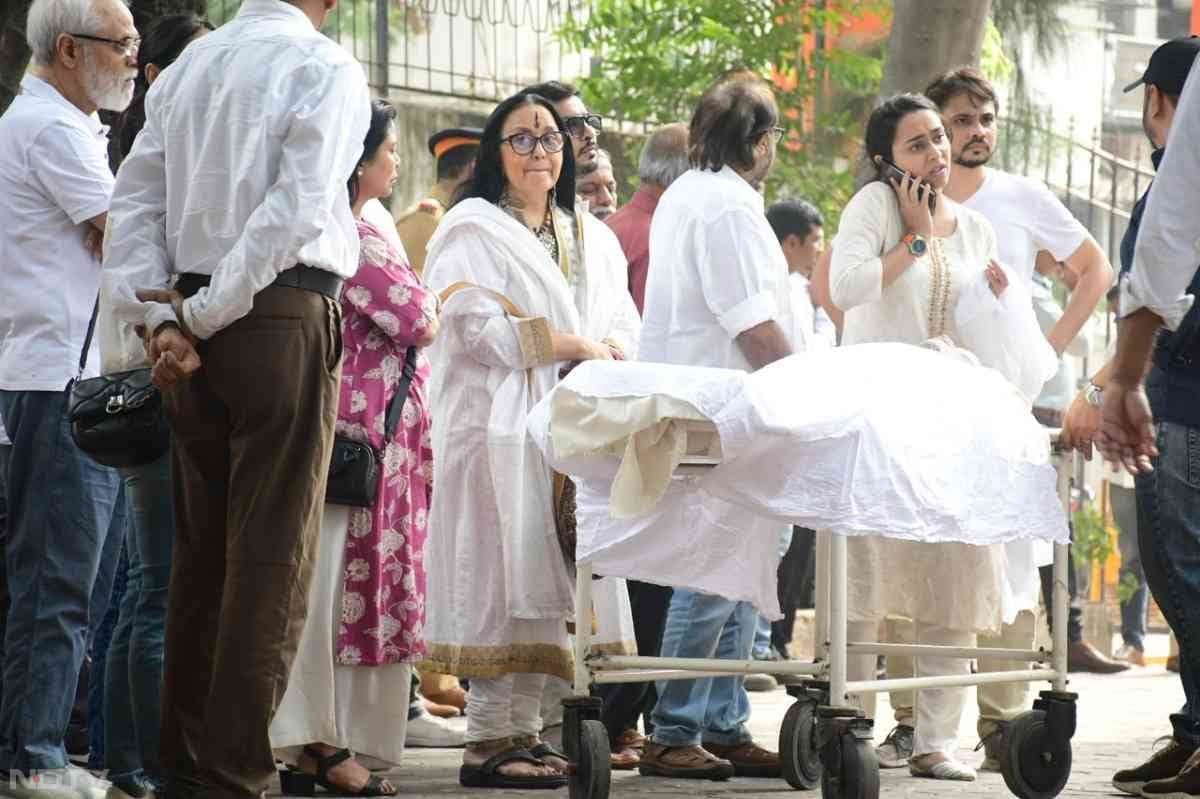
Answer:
[
  {"left": 847, "top": 620, "right": 973, "bottom": 758},
  {"left": 466, "top": 673, "right": 549, "bottom": 743}
]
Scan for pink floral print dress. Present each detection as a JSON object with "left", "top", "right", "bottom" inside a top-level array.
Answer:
[{"left": 333, "top": 218, "right": 437, "bottom": 666}]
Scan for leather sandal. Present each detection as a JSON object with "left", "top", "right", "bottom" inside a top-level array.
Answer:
[
  {"left": 702, "top": 741, "right": 782, "bottom": 778},
  {"left": 278, "top": 746, "right": 397, "bottom": 796},
  {"left": 459, "top": 747, "right": 567, "bottom": 789},
  {"left": 638, "top": 743, "right": 734, "bottom": 780}
]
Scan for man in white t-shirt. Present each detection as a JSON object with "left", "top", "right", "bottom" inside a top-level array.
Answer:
[
  {"left": 0, "top": 0, "right": 138, "bottom": 794},
  {"left": 876, "top": 66, "right": 1115, "bottom": 771},
  {"left": 637, "top": 70, "right": 792, "bottom": 781}
]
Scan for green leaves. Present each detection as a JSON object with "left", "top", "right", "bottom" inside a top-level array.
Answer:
[{"left": 558, "top": 0, "right": 887, "bottom": 226}]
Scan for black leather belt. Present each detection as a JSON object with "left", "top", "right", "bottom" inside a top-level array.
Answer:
[{"left": 175, "top": 264, "right": 342, "bottom": 301}]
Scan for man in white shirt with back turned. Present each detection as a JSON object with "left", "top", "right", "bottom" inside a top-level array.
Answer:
[
  {"left": 0, "top": 0, "right": 137, "bottom": 795},
  {"left": 104, "top": 0, "right": 370, "bottom": 796},
  {"left": 636, "top": 69, "right": 792, "bottom": 782}
]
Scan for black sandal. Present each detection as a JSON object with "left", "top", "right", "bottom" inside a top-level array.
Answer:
[
  {"left": 458, "top": 747, "right": 568, "bottom": 789},
  {"left": 528, "top": 742, "right": 570, "bottom": 772},
  {"left": 278, "top": 746, "right": 398, "bottom": 797}
]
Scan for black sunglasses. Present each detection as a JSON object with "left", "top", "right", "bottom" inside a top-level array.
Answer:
[{"left": 562, "top": 114, "right": 603, "bottom": 138}]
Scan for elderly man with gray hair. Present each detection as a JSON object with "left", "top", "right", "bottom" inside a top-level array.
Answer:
[
  {"left": 606, "top": 122, "right": 689, "bottom": 314},
  {"left": 0, "top": 0, "right": 137, "bottom": 795}
]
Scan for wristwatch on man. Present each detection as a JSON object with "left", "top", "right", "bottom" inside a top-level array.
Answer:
[
  {"left": 1084, "top": 382, "right": 1103, "bottom": 408},
  {"left": 901, "top": 232, "right": 928, "bottom": 257}
]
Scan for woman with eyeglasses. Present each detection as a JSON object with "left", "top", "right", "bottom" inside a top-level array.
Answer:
[{"left": 420, "top": 90, "right": 639, "bottom": 789}]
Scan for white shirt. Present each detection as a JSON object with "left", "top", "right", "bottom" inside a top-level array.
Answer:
[
  {"left": 640, "top": 167, "right": 792, "bottom": 370},
  {"left": 104, "top": 0, "right": 371, "bottom": 341},
  {"left": 1124, "top": 58, "right": 1200, "bottom": 330},
  {"left": 962, "top": 167, "right": 1088, "bottom": 286},
  {"left": 0, "top": 75, "right": 112, "bottom": 391},
  {"left": 788, "top": 272, "right": 836, "bottom": 352}
]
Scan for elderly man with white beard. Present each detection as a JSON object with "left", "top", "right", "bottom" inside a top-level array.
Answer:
[{"left": 0, "top": 0, "right": 137, "bottom": 796}]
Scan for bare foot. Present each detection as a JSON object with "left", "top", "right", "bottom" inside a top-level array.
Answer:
[
  {"left": 464, "top": 739, "right": 557, "bottom": 779},
  {"left": 299, "top": 743, "right": 394, "bottom": 793}
]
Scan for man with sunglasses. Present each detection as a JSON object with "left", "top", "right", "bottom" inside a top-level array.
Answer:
[
  {"left": 521, "top": 80, "right": 603, "bottom": 166},
  {"left": 0, "top": 0, "right": 139, "bottom": 795}
]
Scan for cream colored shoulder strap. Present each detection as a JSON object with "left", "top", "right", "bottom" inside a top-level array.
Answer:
[{"left": 438, "top": 281, "right": 528, "bottom": 318}]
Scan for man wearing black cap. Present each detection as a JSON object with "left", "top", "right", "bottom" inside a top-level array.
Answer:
[
  {"left": 1055, "top": 35, "right": 1200, "bottom": 798},
  {"left": 395, "top": 126, "right": 481, "bottom": 277}
]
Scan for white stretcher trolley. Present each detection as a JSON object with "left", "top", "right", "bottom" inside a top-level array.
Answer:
[{"left": 527, "top": 347, "right": 1078, "bottom": 799}]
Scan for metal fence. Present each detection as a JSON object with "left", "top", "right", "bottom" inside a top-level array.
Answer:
[
  {"left": 994, "top": 110, "right": 1155, "bottom": 275},
  {"left": 206, "top": 0, "right": 594, "bottom": 103}
]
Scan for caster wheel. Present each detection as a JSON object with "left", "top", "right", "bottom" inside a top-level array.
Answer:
[
  {"left": 1001, "top": 709, "right": 1072, "bottom": 799},
  {"left": 569, "top": 719, "right": 611, "bottom": 799},
  {"left": 821, "top": 735, "right": 879, "bottom": 799},
  {"left": 780, "top": 700, "right": 821, "bottom": 789}
]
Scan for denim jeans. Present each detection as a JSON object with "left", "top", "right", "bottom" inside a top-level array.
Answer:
[
  {"left": 649, "top": 589, "right": 756, "bottom": 747},
  {"left": 0, "top": 389, "right": 125, "bottom": 772},
  {"left": 1136, "top": 420, "right": 1200, "bottom": 746},
  {"left": 0, "top": 443, "right": 11, "bottom": 685},
  {"left": 1111, "top": 484, "right": 1148, "bottom": 651},
  {"left": 105, "top": 453, "right": 174, "bottom": 789}
]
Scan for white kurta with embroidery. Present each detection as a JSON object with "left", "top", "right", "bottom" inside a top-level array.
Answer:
[
  {"left": 421, "top": 198, "right": 638, "bottom": 680},
  {"left": 831, "top": 181, "right": 1056, "bottom": 634}
]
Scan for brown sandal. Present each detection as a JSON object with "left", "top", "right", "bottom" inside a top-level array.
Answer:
[
  {"left": 702, "top": 741, "right": 782, "bottom": 778},
  {"left": 637, "top": 743, "right": 734, "bottom": 780}
]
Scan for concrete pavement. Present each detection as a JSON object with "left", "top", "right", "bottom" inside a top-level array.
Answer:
[{"left": 286, "top": 662, "right": 1182, "bottom": 798}]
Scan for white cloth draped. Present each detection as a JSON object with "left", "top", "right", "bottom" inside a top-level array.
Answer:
[
  {"left": 528, "top": 348, "right": 1067, "bottom": 619},
  {"left": 422, "top": 198, "right": 638, "bottom": 678}
]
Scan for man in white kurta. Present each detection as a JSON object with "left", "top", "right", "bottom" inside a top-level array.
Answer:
[{"left": 636, "top": 72, "right": 794, "bottom": 781}]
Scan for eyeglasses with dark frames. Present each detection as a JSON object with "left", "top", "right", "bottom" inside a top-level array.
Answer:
[
  {"left": 501, "top": 131, "right": 566, "bottom": 156},
  {"left": 759, "top": 126, "right": 786, "bottom": 144},
  {"left": 562, "top": 114, "right": 603, "bottom": 138},
  {"left": 70, "top": 33, "right": 141, "bottom": 58}
]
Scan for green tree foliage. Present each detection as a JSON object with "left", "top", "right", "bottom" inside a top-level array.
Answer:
[{"left": 559, "top": 0, "right": 886, "bottom": 226}]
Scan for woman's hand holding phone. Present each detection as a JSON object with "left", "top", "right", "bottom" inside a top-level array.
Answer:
[
  {"left": 875, "top": 156, "right": 935, "bottom": 240},
  {"left": 894, "top": 172, "right": 934, "bottom": 240}
]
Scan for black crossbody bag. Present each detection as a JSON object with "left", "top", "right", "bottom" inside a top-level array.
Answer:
[
  {"left": 326, "top": 345, "right": 418, "bottom": 507},
  {"left": 65, "top": 299, "right": 170, "bottom": 468}
]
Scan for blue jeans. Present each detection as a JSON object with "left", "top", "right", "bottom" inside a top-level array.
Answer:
[
  {"left": 649, "top": 589, "right": 756, "bottom": 747},
  {"left": 105, "top": 454, "right": 174, "bottom": 789},
  {"left": 0, "top": 389, "right": 125, "bottom": 772},
  {"left": 1136, "top": 421, "right": 1200, "bottom": 746},
  {"left": 1111, "top": 484, "right": 1148, "bottom": 651}
]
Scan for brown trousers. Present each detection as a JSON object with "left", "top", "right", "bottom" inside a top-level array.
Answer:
[{"left": 159, "top": 285, "right": 341, "bottom": 799}]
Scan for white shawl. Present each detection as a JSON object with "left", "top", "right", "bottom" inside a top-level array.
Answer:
[{"left": 424, "top": 198, "right": 638, "bottom": 621}]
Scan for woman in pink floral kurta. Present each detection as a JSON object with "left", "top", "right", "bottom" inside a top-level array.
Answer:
[
  {"left": 335, "top": 217, "right": 438, "bottom": 666},
  {"left": 270, "top": 102, "right": 441, "bottom": 787}
]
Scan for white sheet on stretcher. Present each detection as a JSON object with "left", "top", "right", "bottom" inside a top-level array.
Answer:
[{"left": 527, "top": 343, "right": 1068, "bottom": 615}]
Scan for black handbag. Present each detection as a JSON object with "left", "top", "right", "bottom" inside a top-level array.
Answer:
[
  {"left": 65, "top": 299, "right": 170, "bottom": 468},
  {"left": 326, "top": 345, "right": 418, "bottom": 507}
]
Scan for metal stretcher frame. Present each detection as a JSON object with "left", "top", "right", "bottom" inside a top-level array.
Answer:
[{"left": 559, "top": 431, "right": 1079, "bottom": 799}]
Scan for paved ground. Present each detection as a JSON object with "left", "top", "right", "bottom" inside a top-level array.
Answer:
[{"left": 276, "top": 658, "right": 1183, "bottom": 799}]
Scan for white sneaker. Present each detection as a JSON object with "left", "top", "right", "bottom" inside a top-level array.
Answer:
[
  {"left": 405, "top": 708, "right": 466, "bottom": 748},
  {"left": 0, "top": 767, "right": 110, "bottom": 799}
]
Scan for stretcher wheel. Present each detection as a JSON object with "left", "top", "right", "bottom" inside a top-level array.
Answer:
[
  {"left": 820, "top": 734, "right": 878, "bottom": 799},
  {"left": 569, "top": 719, "right": 611, "bottom": 799},
  {"left": 780, "top": 699, "right": 821, "bottom": 789},
  {"left": 1001, "top": 709, "right": 1072, "bottom": 799}
]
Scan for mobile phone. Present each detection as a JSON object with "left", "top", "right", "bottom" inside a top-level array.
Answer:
[{"left": 874, "top": 156, "right": 937, "bottom": 211}]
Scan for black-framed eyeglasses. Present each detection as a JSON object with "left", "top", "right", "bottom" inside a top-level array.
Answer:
[
  {"left": 758, "top": 126, "right": 785, "bottom": 144},
  {"left": 501, "top": 131, "right": 566, "bottom": 156},
  {"left": 562, "top": 114, "right": 603, "bottom": 138},
  {"left": 70, "top": 33, "right": 141, "bottom": 58}
]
